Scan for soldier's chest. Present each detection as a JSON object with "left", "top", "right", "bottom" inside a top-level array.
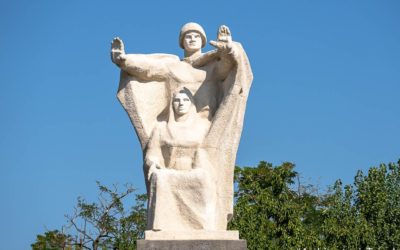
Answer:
[{"left": 167, "top": 61, "right": 214, "bottom": 84}]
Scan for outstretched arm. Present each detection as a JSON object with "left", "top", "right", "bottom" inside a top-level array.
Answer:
[
  {"left": 209, "top": 25, "right": 238, "bottom": 81},
  {"left": 111, "top": 37, "right": 173, "bottom": 81}
]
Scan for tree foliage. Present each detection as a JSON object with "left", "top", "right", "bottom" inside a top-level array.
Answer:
[
  {"left": 31, "top": 182, "right": 146, "bottom": 250},
  {"left": 229, "top": 160, "right": 400, "bottom": 250},
  {"left": 228, "top": 161, "right": 323, "bottom": 249},
  {"left": 33, "top": 160, "right": 400, "bottom": 249},
  {"left": 31, "top": 230, "right": 74, "bottom": 250}
]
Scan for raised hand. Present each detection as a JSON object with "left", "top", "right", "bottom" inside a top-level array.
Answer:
[
  {"left": 209, "top": 25, "right": 232, "bottom": 52},
  {"left": 111, "top": 37, "right": 126, "bottom": 65}
]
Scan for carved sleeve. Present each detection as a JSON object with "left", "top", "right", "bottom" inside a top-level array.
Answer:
[
  {"left": 213, "top": 46, "right": 239, "bottom": 81},
  {"left": 120, "top": 54, "right": 178, "bottom": 81}
]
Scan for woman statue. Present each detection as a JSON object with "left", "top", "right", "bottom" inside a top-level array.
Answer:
[
  {"left": 145, "top": 88, "right": 215, "bottom": 231},
  {"left": 111, "top": 22, "right": 253, "bottom": 239}
]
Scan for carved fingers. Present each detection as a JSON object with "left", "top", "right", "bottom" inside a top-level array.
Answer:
[
  {"left": 111, "top": 37, "right": 125, "bottom": 52},
  {"left": 209, "top": 25, "right": 232, "bottom": 51},
  {"left": 110, "top": 37, "right": 126, "bottom": 65},
  {"left": 217, "top": 25, "right": 232, "bottom": 42},
  {"left": 146, "top": 159, "right": 164, "bottom": 181}
]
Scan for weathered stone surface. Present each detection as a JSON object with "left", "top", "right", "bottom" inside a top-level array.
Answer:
[
  {"left": 137, "top": 239, "right": 247, "bottom": 250},
  {"left": 144, "top": 230, "right": 239, "bottom": 240},
  {"left": 111, "top": 23, "right": 252, "bottom": 239}
]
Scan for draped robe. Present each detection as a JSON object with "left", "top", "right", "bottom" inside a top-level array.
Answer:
[{"left": 116, "top": 42, "right": 253, "bottom": 234}]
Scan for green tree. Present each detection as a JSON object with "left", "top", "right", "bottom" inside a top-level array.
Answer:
[
  {"left": 31, "top": 230, "right": 75, "bottom": 250},
  {"left": 228, "top": 160, "right": 400, "bottom": 249},
  {"left": 112, "top": 194, "right": 147, "bottom": 249},
  {"left": 321, "top": 180, "right": 368, "bottom": 249},
  {"left": 295, "top": 181, "right": 325, "bottom": 249},
  {"left": 31, "top": 182, "right": 147, "bottom": 250},
  {"left": 33, "top": 160, "right": 400, "bottom": 249},
  {"left": 228, "top": 161, "right": 322, "bottom": 249},
  {"left": 353, "top": 160, "right": 400, "bottom": 249},
  {"left": 319, "top": 160, "right": 400, "bottom": 249}
]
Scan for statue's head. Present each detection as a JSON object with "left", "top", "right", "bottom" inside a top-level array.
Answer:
[
  {"left": 179, "top": 22, "right": 207, "bottom": 50},
  {"left": 172, "top": 88, "right": 194, "bottom": 116}
]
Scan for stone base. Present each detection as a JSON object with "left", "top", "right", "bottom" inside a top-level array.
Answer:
[
  {"left": 145, "top": 230, "right": 239, "bottom": 240},
  {"left": 137, "top": 240, "right": 247, "bottom": 250}
]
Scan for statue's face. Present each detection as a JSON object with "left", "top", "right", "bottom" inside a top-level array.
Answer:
[
  {"left": 183, "top": 31, "right": 202, "bottom": 52},
  {"left": 173, "top": 92, "right": 192, "bottom": 116}
]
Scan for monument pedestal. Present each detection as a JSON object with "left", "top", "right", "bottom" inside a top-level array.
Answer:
[
  {"left": 137, "top": 239, "right": 247, "bottom": 250},
  {"left": 145, "top": 230, "right": 240, "bottom": 240},
  {"left": 138, "top": 230, "right": 247, "bottom": 250}
]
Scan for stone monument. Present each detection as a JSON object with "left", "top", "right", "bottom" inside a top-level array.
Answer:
[{"left": 111, "top": 22, "right": 252, "bottom": 249}]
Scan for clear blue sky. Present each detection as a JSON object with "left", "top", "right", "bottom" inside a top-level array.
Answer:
[{"left": 1, "top": 0, "right": 399, "bottom": 249}]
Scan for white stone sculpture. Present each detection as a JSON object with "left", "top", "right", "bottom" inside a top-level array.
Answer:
[{"left": 111, "top": 22, "right": 253, "bottom": 240}]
